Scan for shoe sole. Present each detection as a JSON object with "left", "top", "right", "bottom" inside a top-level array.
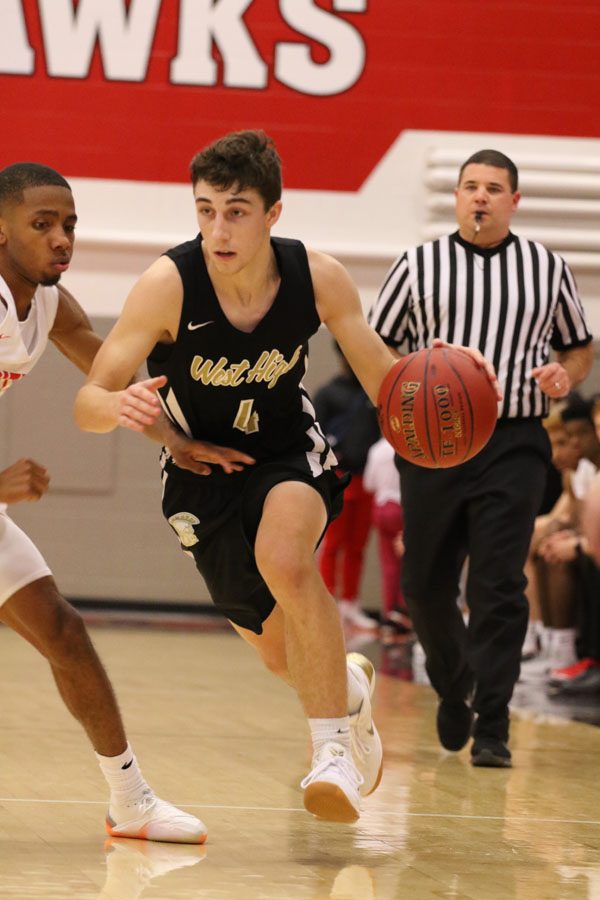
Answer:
[
  {"left": 303, "top": 782, "right": 360, "bottom": 823},
  {"left": 471, "top": 750, "right": 512, "bottom": 769},
  {"left": 347, "top": 652, "right": 384, "bottom": 796},
  {"left": 105, "top": 820, "right": 208, "bottom": 844}
]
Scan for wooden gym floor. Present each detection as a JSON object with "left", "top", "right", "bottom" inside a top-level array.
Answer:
[{"left": 1, "top": 622, "right": 599, "bottom": 900}]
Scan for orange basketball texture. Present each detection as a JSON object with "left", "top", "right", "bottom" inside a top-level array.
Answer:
[{"left": 377, "top": 347, "right": 498, "bottom": 468}]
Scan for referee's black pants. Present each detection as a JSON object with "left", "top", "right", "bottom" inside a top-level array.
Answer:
[{"left": 398, "top": 418, "right": 551, "bottom": 742}]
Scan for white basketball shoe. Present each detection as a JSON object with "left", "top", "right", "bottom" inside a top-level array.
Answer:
[
  {"left": 347, "top": 652, "right": 383, "bottom": 796},
  {"left": 301, "top": 742, "right": 363, "bottom": 823},
  {"left": 106, "top": 790, "right": 208, "bottom": 844}
]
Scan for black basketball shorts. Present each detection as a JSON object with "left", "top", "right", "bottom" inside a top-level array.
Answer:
[{"left": 161, "top": 454, "right": 347, "bottom": 634}]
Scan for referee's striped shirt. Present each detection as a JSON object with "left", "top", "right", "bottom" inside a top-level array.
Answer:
[{"left": 369, "top": 231, "right": 593, "bottom": 419}]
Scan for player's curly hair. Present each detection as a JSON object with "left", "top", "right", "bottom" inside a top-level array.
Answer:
[
  {"left": 0, "top": 162, "right": 70, "bottom": 210},
  {"left": 190, "top": 130, "right": 282, "bottom": 211}
]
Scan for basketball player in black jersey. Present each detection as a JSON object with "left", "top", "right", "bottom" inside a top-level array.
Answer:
[{"left": 74, "top": 131, "right": 494, "bottom": 823}]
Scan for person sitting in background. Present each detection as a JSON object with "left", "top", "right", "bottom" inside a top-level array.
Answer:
[
  {"left": 521, "top": 402, "right": 580, "bottom": 667},
  {"left": 363, "top": 435, "right": 412, "bottom": 641},
  {"left": 537, "top": 396, "right": 600, "bottom": 695},
  {"left": 314, "top": 342, "right": 380, "bottom": 631},
  {"left": 582, "top": 396, "right": 600, "bottom": 564},
  {"left": 551, "top": 395, "right": 600, "bottom": 697}
]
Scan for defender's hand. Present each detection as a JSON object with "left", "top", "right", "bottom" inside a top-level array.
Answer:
[
  {"left": 167, "top": 432, "right": 256, "bottom": 476},
  {"left": 0, "top": 458, "right": 50, "bottom": 503}
]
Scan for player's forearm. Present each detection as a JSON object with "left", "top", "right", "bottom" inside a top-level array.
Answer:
[
  {"left": 74, "top": 384, "right": 123, "bottom": 433},
  {"left": 142, "top": 413, "right": 181, "bottom": 447},
  {"left": 339, "top": 342, "right": 397, "bottom": 406}
]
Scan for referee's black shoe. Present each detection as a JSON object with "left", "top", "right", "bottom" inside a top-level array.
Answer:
[
  {"left": 436, "top": 699, "right": 474, "bottom": 751},
  {"left": 471, "top": 737, "right": 512, "bottom": 768}
]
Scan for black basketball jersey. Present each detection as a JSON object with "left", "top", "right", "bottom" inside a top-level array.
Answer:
[{"left": 147, "top": 235, "right": 336, "bottom": 476}]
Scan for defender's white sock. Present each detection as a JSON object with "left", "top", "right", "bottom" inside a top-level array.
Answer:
[{"left": 96, "top": 743, "right": 149, "bottom": 814}]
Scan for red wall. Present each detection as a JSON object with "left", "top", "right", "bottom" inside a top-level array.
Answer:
[{"left": 2, "top": 0, "right": 599, "bottom": 190}]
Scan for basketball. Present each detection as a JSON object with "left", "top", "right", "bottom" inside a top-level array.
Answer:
[{"left": 377, "top": 346, "right": 498, "bottom": 468}]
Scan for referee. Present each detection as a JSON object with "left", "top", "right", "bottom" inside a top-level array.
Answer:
[{"left": 369, "top": 149, "right": 593, "bottom": 767}]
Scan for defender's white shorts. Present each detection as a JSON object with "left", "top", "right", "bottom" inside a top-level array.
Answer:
[{"left": 0, "top": 508, "right": 52, "bottom": 606}]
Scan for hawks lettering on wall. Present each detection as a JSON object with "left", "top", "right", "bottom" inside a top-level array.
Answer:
[
  {"left": 2, "top": 1, "right": 599, "bottom": 189},
  {"left": 2, "top": 0, "right": 367, "bottom": 95}
]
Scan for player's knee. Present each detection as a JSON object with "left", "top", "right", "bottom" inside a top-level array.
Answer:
[{"left": 256, "top": 546, "right": 312, "bottom": 599}]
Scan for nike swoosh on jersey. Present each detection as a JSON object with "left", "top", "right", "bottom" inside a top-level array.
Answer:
[{"left": 187, "top": 321, "right": 214, "bottom": 330}]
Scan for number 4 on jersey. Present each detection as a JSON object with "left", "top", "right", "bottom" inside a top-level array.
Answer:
[{"left": 233, "top": 399, "right": 259, "bottom": 434}]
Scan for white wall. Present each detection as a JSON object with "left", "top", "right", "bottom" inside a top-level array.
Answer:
[{"left": 66, "top": 129, "right": 600, "bottom": 333}]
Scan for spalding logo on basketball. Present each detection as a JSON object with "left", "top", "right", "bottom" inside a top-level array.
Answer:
[{"left": 377, "top": 346, "right": 498, "bottom": 468}]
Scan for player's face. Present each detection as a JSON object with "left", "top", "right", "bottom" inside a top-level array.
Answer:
[
  {"left": 548, "top": 427, "right": 579, "bottom": 472},
  {"left": 193, "top": 181, "right": 281, "bottom": 276},
  {"left": 0, "top": 185, "right": 76, "bottom": 291},
  {"left": 455, "top": 164, "right": 520, "bottom": 246},
  {"left": 563, "top": 418, "right": 599, "bottom": 463}
]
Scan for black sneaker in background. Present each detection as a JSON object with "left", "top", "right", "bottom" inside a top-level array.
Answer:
[
  {"left": 436, "top": 699, "right": 474, "bottom": 751},
  {"left": 471, "top": 737, "right": 512, "bottom": 768},
  {"left": 549, "top": 665, "right": 600, "bottom": 697}
]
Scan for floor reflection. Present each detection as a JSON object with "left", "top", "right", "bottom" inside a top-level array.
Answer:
[
  {"left": 2, "top": 624, "right": 600, "bottom": 900},
  {"left": 99, "top": 838, "right": 206, "bottom": 900}
]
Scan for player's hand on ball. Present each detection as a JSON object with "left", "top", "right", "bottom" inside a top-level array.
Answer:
[
  {"left": 0, "top": 458, "right": 50, "bottom": 503},
  {"left": 118, "top": 376, "right": 166, "bottom": 432},
  {"left": 168, "top": 432, "right": 255, "bottom": 476},
  {"left": 432, "top": 339, "right": 502, "bottom": 401}
]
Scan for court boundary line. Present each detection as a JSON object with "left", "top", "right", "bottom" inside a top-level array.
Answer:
[{"left": 1, "top": 797, "right": 599, "bottom": 826}]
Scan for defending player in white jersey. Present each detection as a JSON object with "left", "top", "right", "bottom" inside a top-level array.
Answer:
[{"left": 0, "top": 161, "right": 222, "bottom": 843}]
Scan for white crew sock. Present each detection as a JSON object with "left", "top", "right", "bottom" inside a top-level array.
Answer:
[
  {"left": 309, "top": 717, "right": 351, "bottom": 755},
  {"left": 550, "top": 628, "right": 578, "bottom": 670},
  {"left": 538, "top": 624, "right": 552, "bottom": 657},
  {"left": 522, "top": 620, "right": 539, "bottom": 656},
  {"left": 96, "top": 743, "right": 150, "bottom": 816}
]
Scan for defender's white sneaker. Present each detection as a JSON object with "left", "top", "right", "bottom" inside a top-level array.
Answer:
[
  {"left": 347, "top": 652, "right": 383, "bottom": 797},
  {"left": 301, "top": 742, "right": 362, "bottom": 823},
  {"left": 106, "top": 790, "right": 208, "bottom": 844}
]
